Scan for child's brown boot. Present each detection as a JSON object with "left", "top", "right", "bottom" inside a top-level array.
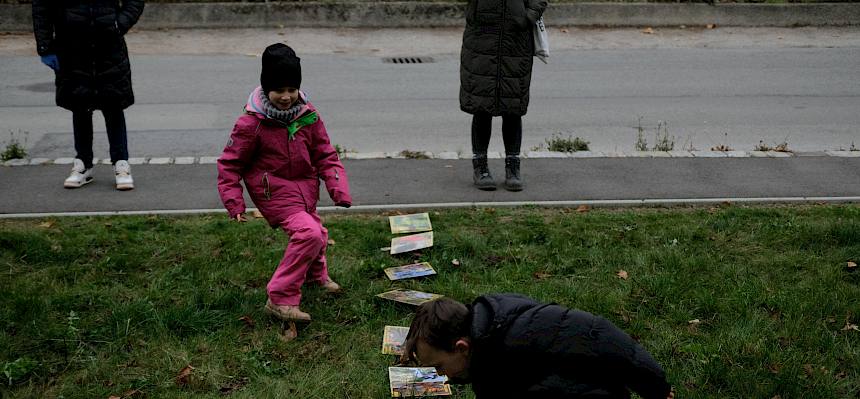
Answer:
[
  {"left": 265, "top": 299, "right": 311, "bottom": 322},
  {"left": 321, "top": 278, "right": 342, "bottom": 294}
]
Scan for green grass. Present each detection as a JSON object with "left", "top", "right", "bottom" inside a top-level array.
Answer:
[{"left": 1, "top": 205, "right": 859, "bottom": 398}]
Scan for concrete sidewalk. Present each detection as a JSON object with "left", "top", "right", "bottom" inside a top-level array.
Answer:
[
  {"left": 2, "top": 157, "right": 858, "bottom": 216},
  {"left": 2, "top": 2, "right": 860, "bottom": 31}
]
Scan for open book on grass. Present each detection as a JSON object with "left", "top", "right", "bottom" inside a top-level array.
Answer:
[
  {"left": 382, "top": 326, "right": 410, "bottom": 356},
  {"left": 384, "top": 262, "right": 436, "bottom": 281},
  {"left": 389, "top": 367, "right": 452, "bottom": 397},
  {"left": 389, "top": 213, "right": 433, "bottom": 234},
  {"left": 391, "top": 232, "right": 434, "bottom": 255},
  {"left": 376, "top": 289, "right": 443, "bottom": 306}
]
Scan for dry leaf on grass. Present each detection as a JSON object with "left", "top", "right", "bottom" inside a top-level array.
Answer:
[
  {"left": 280, "top": 321, "right": 298, "bottom": 342},
  {"left": 688, "top": 319, "right": 701, "bottom": 325},
  {"left": 176, "top": 365, "right": 194, "bottom": 386},
  {"left": 803, "top": 364, "right": 815, "bottom": 377},
  {"left": 451, "top": 259, "right": 461, "bottom": 267},
  {"left": 616, "top": 270, "right": 629, "bottom": 280},
  {"left": 327, "top": 239, "right": 336, "bottom": 246},
  {"left": 252, "top": 210, "right": 264, "bottom": 218},
  {"left": 533, "top": 272, "right": 551, "bottom": 280},
  {"left": 847, "top": 261, "right": 857, "bottom": 269},
  {"left": 238, "top": 315, "right": 255, "bottom": 328},
  {"left": 380, "top": 247, "right": 391, "bottom": 252},
  {"left": 642, "top": 27, "right": 655, "bottom": 34},
  {"left": 219, "top": 377, "right": 250, "bottom": 395},
  {"left": 842, "top": 323, "right": 859, "bottom": 332},
  {"left": 109, "top": 396, "right": 121, "bottom": 399},
  {"left": 576, "top": 205, "right": 590, "bottom": 213},
  {"left": 38, "top": 221, "right": 54, "bottom": 228}
]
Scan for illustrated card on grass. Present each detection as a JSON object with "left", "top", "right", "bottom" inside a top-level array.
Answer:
[
  {"left": 377, "top": 289, "right": 443, "bottom": 306},
  {"left": 389, "top": 367, "right": 452, "bottom": 397},
  {"left": 382, "top": 326, "right": 410, "bottom": 355},
  {"left": 389, "top": 213, "right": 433, "bottom": 234},
  {"left": 384, "top": 262, "right": 436, "bottom": 281},
  {"left": 390, "top": 232, "right": 434, "bottom": 255}
]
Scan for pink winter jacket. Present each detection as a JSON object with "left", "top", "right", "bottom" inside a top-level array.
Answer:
[{"left": 217, "top": 89, "right": 352, "bottom": 226}]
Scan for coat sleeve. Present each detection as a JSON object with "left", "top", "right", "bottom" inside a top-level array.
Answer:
[
  {"left": 574, "top": 316, "right": 671, "bottom": 399},
  {"left": 309, "top": 116, "right": 352, "bottom": 207},
  {"left": 504, "top": 306, "right": 671, "bottom": 399},
  {"left": 524, "top": 0, "right": 547, "bottom": 25},
  {"left": 116, "top": 0, "right": 145, "bottom": 35},
  {"left": 217, "top": 117, "right": 258, "bottom": 218},
  {"left": 31, "top": 0, "right": 56, "bottom": 56}
]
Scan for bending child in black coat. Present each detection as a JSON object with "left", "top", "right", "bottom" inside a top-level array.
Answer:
[{"left": 401, "top": 294, "right": 674, "bottom": 399}]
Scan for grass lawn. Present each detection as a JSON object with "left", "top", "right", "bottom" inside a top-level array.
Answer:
[{"left": 1, "top": 205, "right": 859, "bottom": 398}]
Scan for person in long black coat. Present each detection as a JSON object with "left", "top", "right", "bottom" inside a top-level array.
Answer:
[
  {"left": 402, "top": 294, "right": 674, "bottom": 399},
  {"left": 32, "top": 0, "right": 144, "bottom": 190},
  {"left": 460, "top": 0, "right": 547, "bottom": 192}
]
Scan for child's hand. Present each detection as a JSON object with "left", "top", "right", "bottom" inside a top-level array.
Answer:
[
  {"left": 234, "top": 213, "right": 247, "bottom": 222},
  {"left": 667, "top": 388, "right": 675, "bottom": 399}
]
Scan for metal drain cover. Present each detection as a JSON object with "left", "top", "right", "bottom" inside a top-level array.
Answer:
[
  {"left": 19, "top": 82, "right": 55, "bottom": 92},
  {"left": 383, "top": 57, "right": 434, "bottom": 64}
]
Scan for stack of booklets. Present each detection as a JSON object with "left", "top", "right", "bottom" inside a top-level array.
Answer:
[
  {"left": 381, "top": 325, "right": 409, "bottom": 356},
  {"left": 377, "top": 289, "right": 443, "bottom": 306},
  {"left": 384, "top": 262, "right": 436, "bottom": 281},
  {"left": 389, "top": 367, "right": 452, "bottom": 397},
  {"left": 389, "top": 213, "right": 434, "bottom": 255}
]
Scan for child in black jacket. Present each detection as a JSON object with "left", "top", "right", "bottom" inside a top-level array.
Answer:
[{"left": 401, "top": 293, "right": 674, "bottom": 399}]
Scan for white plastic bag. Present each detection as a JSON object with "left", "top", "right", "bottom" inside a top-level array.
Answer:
[{"left": 533, "top": 16, "right": 549, "bottom": 64}]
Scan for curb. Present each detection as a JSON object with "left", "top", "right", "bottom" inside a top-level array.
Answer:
[
  {"left": 2, "top": 196, "right": 859, "bottom": 219},
  {"left": 3, "top": 2, "right": 860, "bottom": 31},
  {"left": 5, "top": 150, "right": 860, "bottom": 167}
]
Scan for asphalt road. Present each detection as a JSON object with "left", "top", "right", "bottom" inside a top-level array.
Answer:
[{"left": 1, "top": 28, "right": 859, "bottom": 158}]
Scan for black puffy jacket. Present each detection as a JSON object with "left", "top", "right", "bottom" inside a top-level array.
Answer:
[
  {"left": 468, "top": 294, "right": 671, "bottom": 399},
  {"left": 459, "top": 0, "right": 546, "bottom": 116},
  {"left": 32, "top": 0, "right": 144, "bottom": 111}
]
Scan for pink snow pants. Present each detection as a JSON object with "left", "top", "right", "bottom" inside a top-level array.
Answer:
[{"left": 266, "top": 211, "right": 330, "bottom": 306}]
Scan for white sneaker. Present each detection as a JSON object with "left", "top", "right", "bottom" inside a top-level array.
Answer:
[
  {"left": 114, "top": 160, "right": 134, "bottom": 191},
  {"left": 63, "top": 159, "right": 93, "bottom": 188}
]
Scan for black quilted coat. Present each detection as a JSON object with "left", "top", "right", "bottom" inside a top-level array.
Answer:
[
  {"left": 32, "top": 0, "right": 144, "bottom": 111},
  {"left": 459, "top": 0, "right": 547, "bottom": 116},
  {"left": 468, "top": 294, "right": 672, "bottom": 399}
]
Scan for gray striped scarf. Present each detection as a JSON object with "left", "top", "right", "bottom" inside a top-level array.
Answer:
[{"left": 258, "top": 89, "right": 305, "bottom": 124}]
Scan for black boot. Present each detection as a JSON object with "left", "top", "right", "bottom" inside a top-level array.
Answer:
[
  {"left": 472, "top": 156, "right": 496, "bottom": 191},
  {"left": 504, "top": 156, "right": 522, "bottom": 191}
]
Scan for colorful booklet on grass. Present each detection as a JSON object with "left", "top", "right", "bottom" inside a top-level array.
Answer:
[
  {"left": 382, "top": 326, "right": 410, "bottom": 356},
  {"left": 391, "top": 232, "right": 434, "bottom": 255},
  {"left": 384, "top": 262, "right": 436, "bottom": 281},
  {"left": 389, "top": 213, "right": 433, "bottom": 234},
  {"left": 377, "top": 289, "right": 443, "bottom": 306},
  {"left": 389, "top": 367, "right": 452, "bottom": 397}
]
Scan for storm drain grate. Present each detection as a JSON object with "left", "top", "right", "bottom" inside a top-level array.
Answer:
[
  {"left": 19, "top": 82, "right": 55, "bottom": 93},
  {"left": 384, "top": 57, "right": 434, "bottom": 64}
]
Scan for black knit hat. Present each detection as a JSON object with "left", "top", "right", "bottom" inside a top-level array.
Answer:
[{"left": 261, "top": 43, "right": 302, "bottom": 92}]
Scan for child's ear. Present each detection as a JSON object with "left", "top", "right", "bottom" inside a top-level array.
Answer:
[{"left": 454, "top": 338, "right": 471, "bottom": 353}]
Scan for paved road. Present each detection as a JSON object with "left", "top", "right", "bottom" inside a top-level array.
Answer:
[
  {"left": 1, "top": 27, "right": 859, "bottom": 158},
  {"left": 2, "top": 157, "right": 859, "bottom": 216}
]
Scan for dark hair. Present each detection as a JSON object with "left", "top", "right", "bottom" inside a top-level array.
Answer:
[{"left": 402, "top": 298, "right": 471, "bottom": 363}]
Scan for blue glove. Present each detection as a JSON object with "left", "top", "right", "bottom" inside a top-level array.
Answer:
[{"left": 40, "top": 54, "right": 59, "bottom": 71}]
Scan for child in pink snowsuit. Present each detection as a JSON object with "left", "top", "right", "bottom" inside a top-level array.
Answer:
[{"left": 217, "top": 43, "right": 352, "bottom": 323}]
